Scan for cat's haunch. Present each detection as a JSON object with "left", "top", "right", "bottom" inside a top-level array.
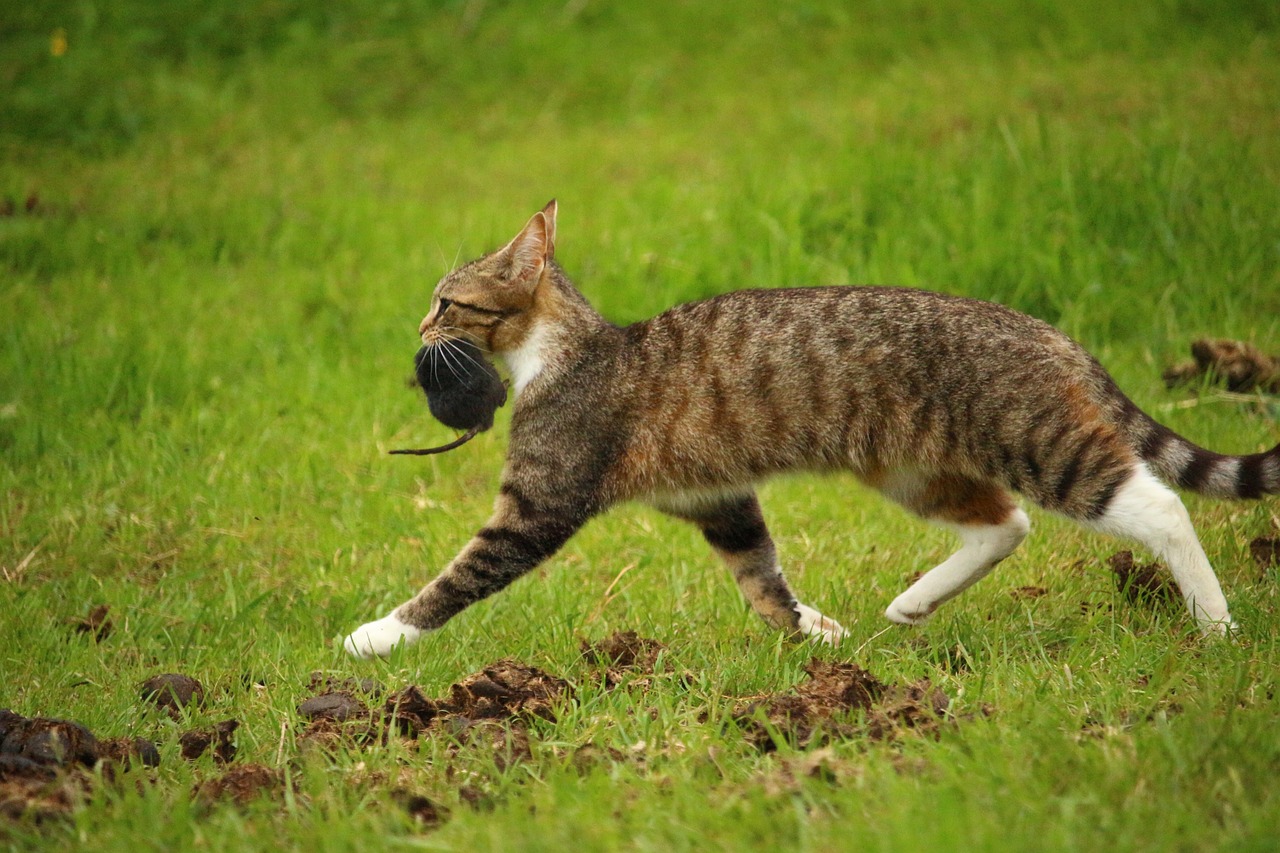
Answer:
[{"left": 389, "top": 340, "right": 507, "bottom": 455}]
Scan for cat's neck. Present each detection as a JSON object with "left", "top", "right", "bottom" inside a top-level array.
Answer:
[{"left": 501, "top": 264, "right": 617, "bottom": 397}]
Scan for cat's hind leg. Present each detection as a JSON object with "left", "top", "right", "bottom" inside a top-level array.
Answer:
[
  {"left": 879, "top": 474, "right": 1030, "bottom": 625},
  {"left": 1080, "top": 463, "right": 1234, "bottom": 635},
  {"left": 654, "top": 490, "right": 848, "bottom": 644}
]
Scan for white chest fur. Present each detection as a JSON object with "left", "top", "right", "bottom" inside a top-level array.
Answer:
[{"left": 503, "top": 323, "right": 550, "bottom": 396}]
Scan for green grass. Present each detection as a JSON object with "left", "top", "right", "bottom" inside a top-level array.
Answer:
[{"left": 2, "top": 0, "right": 1280, "bottom": 849}]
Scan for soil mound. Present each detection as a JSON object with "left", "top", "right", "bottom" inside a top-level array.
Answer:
[{"left": 732, "top": 660, "right": 951, "bottom": 751}]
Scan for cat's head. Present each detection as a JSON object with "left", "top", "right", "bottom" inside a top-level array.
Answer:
[{"left": 419, "top": 200, "right": 559, "bottom": 356}]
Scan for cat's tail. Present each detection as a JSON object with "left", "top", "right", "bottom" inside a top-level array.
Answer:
[{"left": 1123, "top": 406, "right": 1280, "bottom": 500}]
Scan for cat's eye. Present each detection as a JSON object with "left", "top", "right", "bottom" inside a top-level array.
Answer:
[{"left": 436, "top": 298, "right": 453, "bottom": 313}]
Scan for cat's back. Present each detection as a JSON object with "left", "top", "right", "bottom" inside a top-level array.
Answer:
[
  {"left": 605, "top": 286, "right": 1110, "bottom": 498},
  {"left": 623, "top": 285, "right": 1085, "bottom": 382}
]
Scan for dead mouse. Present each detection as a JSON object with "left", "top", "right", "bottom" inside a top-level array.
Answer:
[{"left": 390, "top": 340, "right": 508, "bottom": 456}]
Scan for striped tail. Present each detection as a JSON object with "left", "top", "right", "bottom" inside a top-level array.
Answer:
[{"left": 1126, "top": 412, "right": 1280, "bottom": 500}]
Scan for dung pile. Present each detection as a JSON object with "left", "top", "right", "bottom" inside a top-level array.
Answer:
[
  {"left": 581, "top": 631, "right": 668, "bottom": 688},
  {"left": 1107, "top": 551, "right": 1179, "bottom": 608},
  {"left": 731, "top": 659, "right": 952, "bottom": 751},
  {"left": 299, "top": 658, "right": 573, "bottom": 754},
  {"left": 1163, "top": 338, "right": 1280, "bottom": 394}
]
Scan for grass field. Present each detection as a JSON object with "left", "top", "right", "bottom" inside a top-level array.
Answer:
[{"left": 3, "top": 1, "right": 1280, "bottom": 849}]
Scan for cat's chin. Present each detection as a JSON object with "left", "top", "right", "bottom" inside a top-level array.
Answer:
[{"left": 343, "top": 613, "right": 424, "bottom": 659}]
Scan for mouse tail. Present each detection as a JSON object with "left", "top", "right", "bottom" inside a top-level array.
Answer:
[{"left": 389, "top": 426, "right": 482, "bottom": 456}]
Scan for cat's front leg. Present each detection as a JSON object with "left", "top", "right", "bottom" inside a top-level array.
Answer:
[{"left": 344, "top": 485, "right": 591, "bottom": 659}]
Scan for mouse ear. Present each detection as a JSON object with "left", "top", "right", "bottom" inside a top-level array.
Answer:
[{"left": 499, "top": 207, "right": 552, "bottom": 288}]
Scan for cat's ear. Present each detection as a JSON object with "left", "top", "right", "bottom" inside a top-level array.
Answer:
[
  {"left": 540, "top": 199, "right": 557, "bottom": 261},
  {"left": 500, "top": 206, "right": 554, "bottom": 287}
]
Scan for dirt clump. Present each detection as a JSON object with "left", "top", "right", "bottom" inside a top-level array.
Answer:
[
  {"left": 393, "top": 788, "right": 448, "bottom": 827},
  {"left": 0, "top": 713, "right": 100, "bottom": 822},
  {"left": 732, "top": 660, "right": 952, "bottom": 751},
  {"left": 299, "top": 691, "right": 369, "bottom": 723},
  {"left": 1250, "top": 537, "right": 1280, "bottom": 572},
  {"left": 179, "top": 719, "right": 238, "bottom": 764},
  {"left": 581, "top": 631, "right": 667, "bottom": 688},
  {"left": 194, "top": 763, "right": 284, "bottom": 808},
  {"left": 0, "top": 758, "right": 87, "bottom": 822},
  {"left": 1163, "top": 338, "right": 1280, "bottom": 394},
  {"left": 300, "top": 659, "right": 571, "bottom": 753},
  {"left": 71, "top": 604, "right": 113, "bottom": 641},
  {"left": 98, "top": 737, "right": 161, "bottom": 771},
  {"left": 1010, "top": 586, "right": 1048, "bottom": 600},
  {"left": 1, "top": 715, "right": 99, "bottom": 769},
  {"left": 139, "top": 674, "right": 205, "bottom": 718},
  {"left": 1107, "top": 551, "right": 1179, "bottom": 607}
]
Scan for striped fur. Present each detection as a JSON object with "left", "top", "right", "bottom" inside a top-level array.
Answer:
[{"left": 343, "top": 202, "right": 1276, "bottom": 657}]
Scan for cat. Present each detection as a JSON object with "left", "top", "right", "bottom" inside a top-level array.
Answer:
[{"left": 344, "top": 200, "right": 1279, "bottom": 658}]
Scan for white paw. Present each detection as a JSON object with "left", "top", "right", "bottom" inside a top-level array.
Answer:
[
  {"left": 795, "top": 603, "right": 848, "bottom": 645},
  {"left": 1198, "top": 617, "right": 1239, "bottom": 639},
  {"left": 343, "top": 613, "right": 423, "bottom": 659},
  {"left": 884, "top": 596, "right": 935, "bottom": 626}
]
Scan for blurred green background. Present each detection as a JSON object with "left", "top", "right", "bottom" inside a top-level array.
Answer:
[{"left": 2, "top": 2, "right": 1279, "bottom": 850}]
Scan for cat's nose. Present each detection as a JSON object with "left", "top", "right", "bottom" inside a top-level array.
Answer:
[{"left": 418, "top": 314, "right": 432, "bottom": 337}]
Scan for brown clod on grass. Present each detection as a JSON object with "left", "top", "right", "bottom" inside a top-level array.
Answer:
[
  {"left": 440, "top": 659, "right": 572, "bottom": 723},
  {"left": 194, "top": 763, "right": 283, "bottom": 808},
  {"left": 98, "top": 737, "right": 161, "bottom": 771},
  {"left": 1010, "top": 586, "right": 1049, "bottom": 600},
  {"left": 0, "top": 756, "right": 88, "bottom": 822},
  {"left": 581, "top": 631, "right": 666, "bottom": 688},
  {"left": 0, "top": 717, "right": 99, "bottom": 769},
  {"left": 383, "top": 685, "right": 439, "bottom": 736},
  {"left": 732, "top": 660, "right": 951, "bottom": 752},
  {"left": 179, "top": 719, "right": 238, "bottom": 764},
  {"left": 393, "top": 789, "right": 448, "bottom": 827},
  {"left": 1162, "top": 338, "right": 1280, "bottom": 394},
  {"left": 71, "top": 605, "right": 113, "bottom": 641},
  {"left": 1250, "top": 537, "right": 1280, "bottom": 572},
  {"left": 1107, "top": 551, "right": 1179, "bottom": 607},
  {"left": 298, "top": 691, "right": 368, "bottom": 723},
  {"left": 139, "top": 674, "right": 205, "bottom": 718},
  {"left": 864, "top": 681, "right": 952, "bottom": 741}
]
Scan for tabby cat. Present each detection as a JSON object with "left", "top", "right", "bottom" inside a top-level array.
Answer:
[{"left": 344, "top": 201, "right": 1279, "bottom": 657}]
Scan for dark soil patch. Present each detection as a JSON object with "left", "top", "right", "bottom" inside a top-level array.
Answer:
[
  {"left": 581, "top": 631, "right": 666, "bottom": 688},
  {"left": 300, "top": 659, "right": 572, "bottom": 754},
  {"left": 1, "top": 716, "right": 99, "bottom": 769},
  {"left": 139, "top": 674, "right": 205, "bottom": 718},
  {"left": 1010, "top": 586, "right": 1049, "bottom": 600},
  {"left": 0, "top": 713, "right": 104, "bottom": 822},
  {"left": 1107, "top": 551, "right": 1179, "bottom": 608},
  {"left": 71, "top": 604, "right": 113, "bottom": 641},
  {"left": 440, "top": 659, "right": 571, "bottom": 722},
  {"left": 393, "top": 789, "right": 448, "bottom": 827},
  {"left": 1163, "top": 338, "right": 1280, "bottom": 394},
  {"left": 194, "top": 763, "right": 284, "bottom": 808},
  {"left": 1250, "top": 536, "right": 1280, "bottom": 573},
  {"left": 179, "top": 719, "right": 238, "bottom": 764},
  {"left": 0, "top": 759, "right": 88, "bottom": 822},
  {"left": 99, "top": 737, "right": 161, "bottom": 771},
  {"left": 731, "top": 660, "right": 952, "bottom": 752}
]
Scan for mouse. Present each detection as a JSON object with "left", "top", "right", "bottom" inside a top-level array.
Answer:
[{"left": 389, "top": 340, "right": 508, "bottom": 456}]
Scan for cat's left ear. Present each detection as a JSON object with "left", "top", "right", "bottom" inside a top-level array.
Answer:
[{"left": 501, "top": 202, "right": 556, "bottom": 288}]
